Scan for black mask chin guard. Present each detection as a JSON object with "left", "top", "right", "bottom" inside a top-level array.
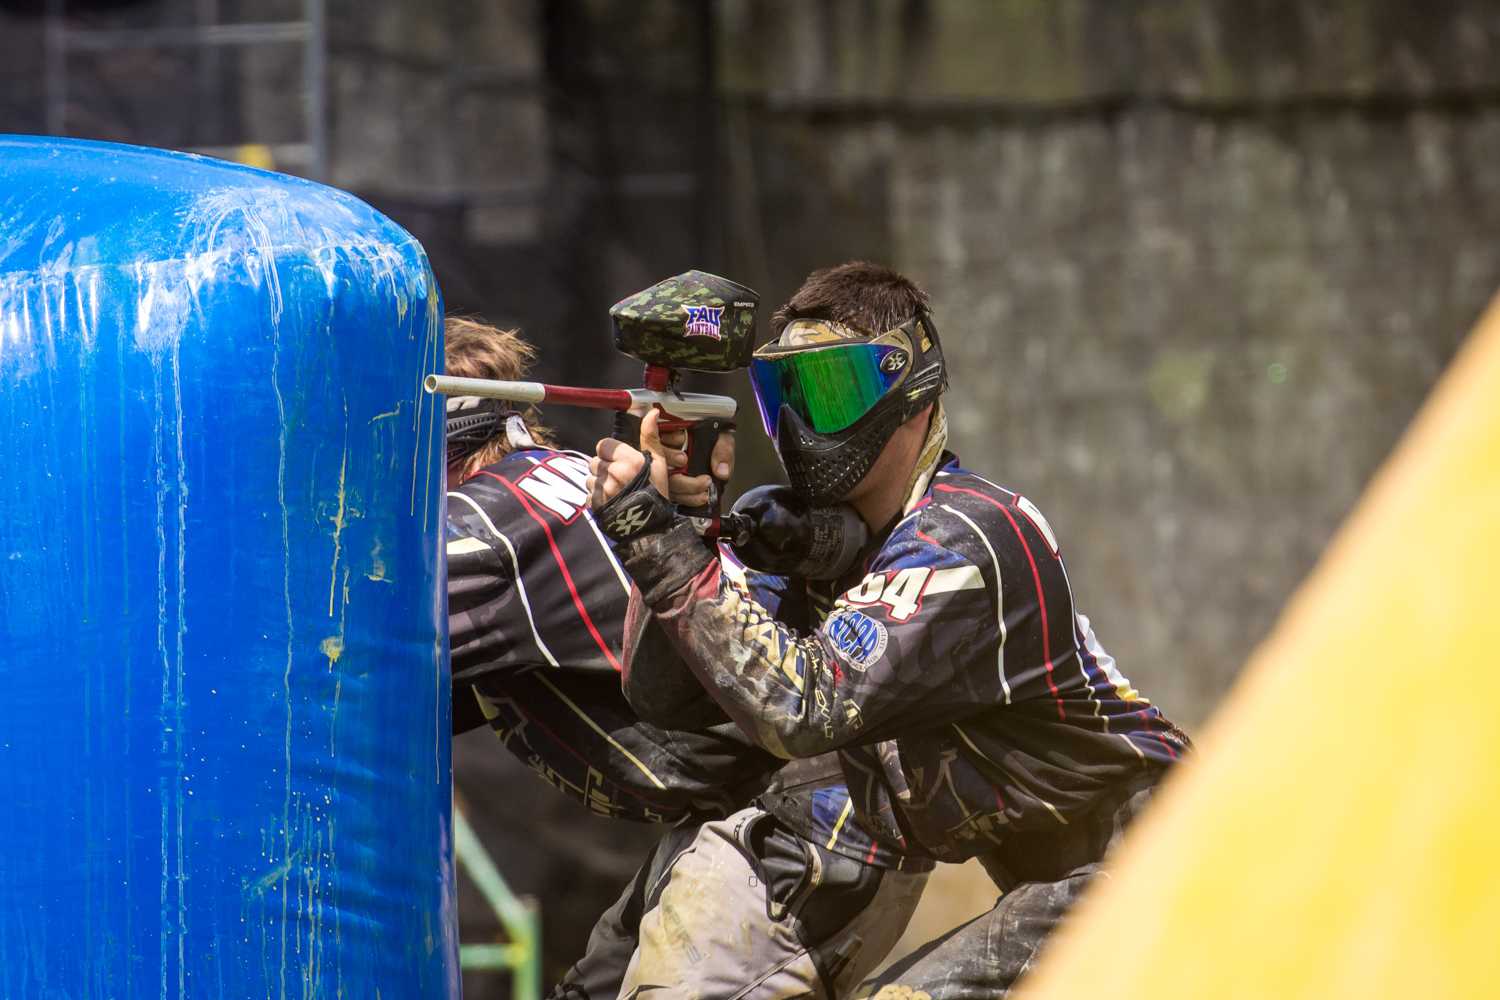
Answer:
[{"left": 776, "top": 401, "right": 907, "bottom": 507}]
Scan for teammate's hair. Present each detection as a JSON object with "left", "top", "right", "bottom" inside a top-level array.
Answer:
[
  {"left": 770, "top": 261, "right": 930, "bottom": 339},
  {"left": 443, "top": 316, "right": 554, "bottom": 477}
]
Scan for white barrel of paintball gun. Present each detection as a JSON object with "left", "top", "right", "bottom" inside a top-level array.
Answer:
[
  {"left": 424, "top": 374, "right": 736, "bottom": 422},
  {"left": 423, "top": 374, "right": 546, "bottom": 403}
]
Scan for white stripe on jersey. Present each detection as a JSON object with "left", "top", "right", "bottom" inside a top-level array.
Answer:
[
  {"left": 936, "top": 468, "right": 1010, "bottom": 495},
  {"left": 584, "top": 511, "right": 633, "bottom": 597},
  {"left": 1050, "top": 552, "right": 1108, "bottom": 729},
  {"left": 936, "top": 474, "right": 1115, "bottom": 722},
  {"left": 1077, "top": 612, "right": 1140, "bottom": 703},
  {"left": 937, "top": 504, "right": 1009, "bottom": 703},
  {"left": 446, "top": 536, "right": 492, "bottom": 557},
  {"left": 448, "top": 490, "right": 559, "bottom": 667},
  {"left": 922, "top": 564, "right": 986, "bottom": 595}
]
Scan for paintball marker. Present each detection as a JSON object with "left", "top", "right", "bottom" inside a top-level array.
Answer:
[
  {"left": 424, "top": 270, "right": 752, "bottom": 522},
  {"left": 425, "top": 269, "right": 870, "bottom": 575}
]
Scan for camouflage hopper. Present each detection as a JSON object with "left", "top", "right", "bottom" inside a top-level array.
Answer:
[{"left": 610, "top": 269, "right": 759, "bottom": 373}]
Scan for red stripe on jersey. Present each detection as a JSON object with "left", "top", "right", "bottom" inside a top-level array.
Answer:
[
  {"left": 936, "top": 484, "right": 1066, "bottom": 720},
  {"left": 1135, "top": 707, "right": 1179, "bottom": 760},
  {"left": 478, "top": 470, "right": 623, "bottom": 672}
]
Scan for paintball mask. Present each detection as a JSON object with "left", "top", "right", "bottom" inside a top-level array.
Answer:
[
  {"left": 444, "top": 395, "right": 510, "bottom": 465},
  {"left": 749, "top": 310, "right": 947, "bottom": 505}
]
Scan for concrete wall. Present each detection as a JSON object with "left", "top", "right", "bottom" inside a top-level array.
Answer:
[{"left": 719, "top": 0, "right": 1500, "bottom": 725}]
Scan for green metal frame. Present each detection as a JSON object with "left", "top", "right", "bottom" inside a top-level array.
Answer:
[{"left": 454, "top": 805, "right": 542, "bottom": 1000}]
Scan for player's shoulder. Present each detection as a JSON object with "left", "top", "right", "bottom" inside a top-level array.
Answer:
[
  {"left": 459, "top": 446, "right": 589, "bottom": 490},
  {"left": 452, "top": 447, "right": 593, "bottom": 520},
  {"left": 447, "top": 446, "right": 600, "bottom": 564},
  {"left": 906, "top": 460, "right": 1063, "bottom": 565}
]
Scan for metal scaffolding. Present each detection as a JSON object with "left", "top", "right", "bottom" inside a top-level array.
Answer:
[
  {"left": 455, "top": 804, "right": 542, "bottom": 1000},
  {"left": 41, "top": 0, "right": 327, "bottom": 179}
]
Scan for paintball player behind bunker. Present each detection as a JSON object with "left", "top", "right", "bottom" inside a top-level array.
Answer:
[
  {"left": 441, "top": 293, "right": 928, "bottom": 1000},
  {"left": 587, "top": 262, "right": 1193, "bottom": 998}
]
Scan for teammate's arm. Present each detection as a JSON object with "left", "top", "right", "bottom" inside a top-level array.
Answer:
[
  {"left": 445, "top": 511, "right": 543, "bottom": 689},
  {"left": 621, "top": 550, "right": 797, "bottom": 729}
]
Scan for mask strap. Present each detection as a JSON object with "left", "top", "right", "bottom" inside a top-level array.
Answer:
[{"left": 504, "top": 414, "right": 537, "bottom": 450}]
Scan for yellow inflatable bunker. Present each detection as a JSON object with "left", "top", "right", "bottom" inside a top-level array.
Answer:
[{"left": 1024, "top": 293, "right": 1500, "bottom": 1000}]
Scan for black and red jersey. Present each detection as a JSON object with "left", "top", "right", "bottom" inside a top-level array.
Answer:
[
  {"left": 619, "top": 451, "right": 1191, "bottom": 865},
  {"left": 445, "top": 447, "right": 925, "bottom": 853},
  {"left": 447, "top": 448, "right": 777, "bottom": 822}
]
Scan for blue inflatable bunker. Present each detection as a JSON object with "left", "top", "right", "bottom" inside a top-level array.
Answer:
[{"left": 0, "top": 136, "right": 458, "bottom": 997}]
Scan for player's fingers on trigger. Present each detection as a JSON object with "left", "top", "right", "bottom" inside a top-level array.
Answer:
[
  {"left": 638, "top": 409, "right": 667, "bottom": 457},
  {"left": 678, "top": 489, "right": 709, "bottom": 508},
  {"left": 668, "top": 473, "right": 710, "bottom": 506},
  {"left": 711, "top": 429, "right": 735, "bottom": 480},
  {"left": 659, "top": 427, "right": 687, "bottom": 449}
]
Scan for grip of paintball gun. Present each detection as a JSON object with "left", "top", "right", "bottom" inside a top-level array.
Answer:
[
  {"left": 676, "top": 417, "right": 729, "bottom": 521},
  {"left": 612, "top": 410, "right": 641, "bottom": 451}
]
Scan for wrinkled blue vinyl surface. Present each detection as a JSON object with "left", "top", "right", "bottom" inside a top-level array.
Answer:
[{"left": 0, "top": 136, "right": 457, "bottom": 998}]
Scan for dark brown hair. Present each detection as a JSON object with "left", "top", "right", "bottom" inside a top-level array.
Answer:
[
  {"left": 443, "top": 316, "right": 555, "bottom": 476},
  {"left": 770, "top": 261, "right": 930, "bottom": 339}
]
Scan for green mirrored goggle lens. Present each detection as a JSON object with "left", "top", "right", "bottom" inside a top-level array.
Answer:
[{"left": 749, "top": 342, "right": 908, "bottom": 437}]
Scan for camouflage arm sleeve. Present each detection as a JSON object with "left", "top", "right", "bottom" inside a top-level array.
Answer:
[
  {"left": 618, "top": 520, "right": 1005, "bottom": 759},
  {"left": 621, "top": 587, "right": 737, "bottom": 731},
  {"left": 621, "top": 543, "right": 805, "bottom": 732}
]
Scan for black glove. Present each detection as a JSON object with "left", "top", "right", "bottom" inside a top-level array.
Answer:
[
  {"left": 726, "top": 484, "right": 869, "bottom": 580},
  {"left": 595, "top": 453, "right": 678, "bottom": 542}
]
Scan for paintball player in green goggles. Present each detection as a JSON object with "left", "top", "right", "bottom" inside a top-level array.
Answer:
[
  {"left": 443, "top": 298, "right": 930, "bottom": 1000},
  {"left": 589, "top": 261, "right": 1191, "bottom": 998}
]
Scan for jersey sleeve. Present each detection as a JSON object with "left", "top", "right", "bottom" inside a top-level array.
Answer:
[
  {"left": 620, "top": 544, "right": 793, "bottom": 729},
  {"left": 445, "top": 506, "right": 548, "bottom": 686},
  {"left": 466, "top": 668, "right": 775, "bottom": 823},
  {"left": 617, "top": 513, "right": 1011, "bottom": 759}
]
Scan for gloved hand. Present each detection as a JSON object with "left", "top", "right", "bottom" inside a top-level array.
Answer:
[
  {"left": 726, "top": 484, "right": 869, "bottom": 580},
  {"left": 588, "top": 410, "right": 678, "bottom": 542}
]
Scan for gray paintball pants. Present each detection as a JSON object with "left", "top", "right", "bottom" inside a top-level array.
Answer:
[
  {"left": 855, "top": 785, "right": 1154, "bottom": 1000},
  {"left": 553, "top": 805, "right": 929, "bottom": 999}
]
